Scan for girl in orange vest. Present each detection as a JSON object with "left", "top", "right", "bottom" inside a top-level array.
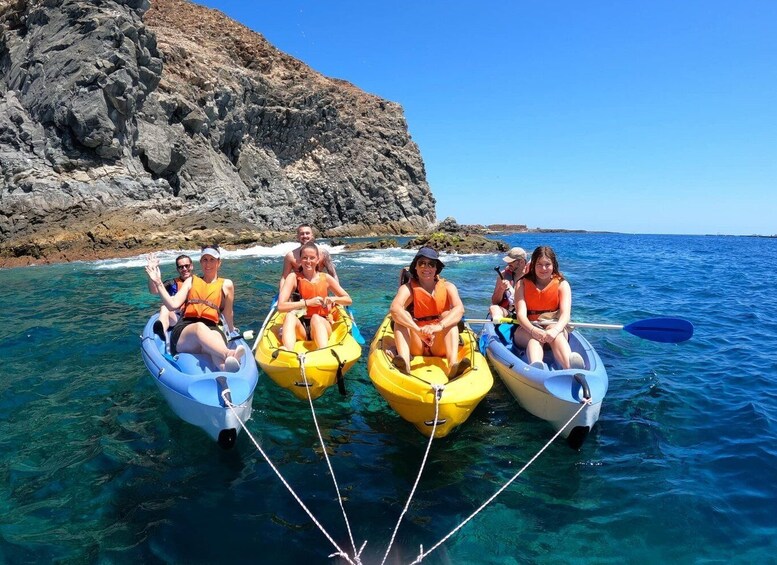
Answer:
[
  {"left": 278, "top": 242, "right": 352, "bottom": 350},
  {"left": 389, "top": 247, "right": 468, "bottom": 379},
  {"left": 512, "top": 246, "right": 581, "bottom": 369},
  {"left": 145, "top": 246, "right": 245, "bottom": 372}
]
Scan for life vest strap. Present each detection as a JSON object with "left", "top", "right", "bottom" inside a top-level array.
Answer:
[
  {"left": 187, "top": 298, "right": 220, "bottom": 311},
  {"left": 527, "top": 309, "right": 555, "bottom": 316},
  {"left": 413, "top": 315, "right": 441, "bottom": 323}
]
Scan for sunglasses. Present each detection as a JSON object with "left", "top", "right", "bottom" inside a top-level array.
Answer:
[
  {"left": 176, "top": 263, "right": 193, "bottom": 270},
  {"left": 416, "top": 259, "right": 437, "bottom": 268}
]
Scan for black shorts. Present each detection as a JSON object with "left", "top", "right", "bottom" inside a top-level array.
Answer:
[
  {"left": 300, "top": 316, "right": 312, "bottom": 340},
  {"left": 170, "top": 317, "right": 224, "bottom": 355}
]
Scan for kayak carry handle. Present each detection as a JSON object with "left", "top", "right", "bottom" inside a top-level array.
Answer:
[{"left": 573, "top": 373, "right": 591, "bottom": 401}]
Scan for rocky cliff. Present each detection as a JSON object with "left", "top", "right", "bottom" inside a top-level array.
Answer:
[{"left": 0, "top": 0, "right": 435, "bottom": 265}]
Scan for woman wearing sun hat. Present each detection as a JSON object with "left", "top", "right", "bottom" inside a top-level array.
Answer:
[
  {"left": 145, "top": 244, "right": 245, "bottom": 372},
  {"left": 389, "top": 247, "right": 469, "bottom": 378},
  {"left": 488, "top": 246, "right": 529, "bottom": 321}
]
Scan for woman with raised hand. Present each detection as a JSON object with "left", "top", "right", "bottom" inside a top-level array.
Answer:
[
  {"left": 277, "top": 242, "right": 352, "bottom": 350},
  {"left": 512, "top": 246, "right": 583, "bottom": 369},
  {"left": 145, "top": 245, "right": 245, "bottom": 372}
]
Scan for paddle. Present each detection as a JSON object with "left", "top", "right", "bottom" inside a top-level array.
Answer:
[
  {"left": 346, "top": 306, "right": 366, "bottom": 346},
  {"left": 466, "top": 316, "right": 694, "bottom": 343},
  {"left": 251, "top": 295, "right": 279, "bottom": 352},
  {"left": 493, "top": 265, "right": 515, "bottom": 306}
]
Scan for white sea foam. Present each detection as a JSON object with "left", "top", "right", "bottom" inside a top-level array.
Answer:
[
  {"left": 92, "top": 241, "right": 345, "bottom": 270},
  {"left": 349, "top": 248, "right": 472, "bottom": 266}
]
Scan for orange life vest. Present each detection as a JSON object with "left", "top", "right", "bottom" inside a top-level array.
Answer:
[
  {"left": 183, "top": 276, "right": 224, "bottom": 324},
  {"left": 408, "top": 278, "right": 451, "bottom": 326},
  {"left": 297, "top": 273, "right": 329, "bottom": 317},
  {"left": 524, "top": 275, "right": 562, "bottom": 321}
]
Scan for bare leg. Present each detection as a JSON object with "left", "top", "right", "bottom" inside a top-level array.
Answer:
[
  {"left": 549, "top": 330, "right": 572, "bottom": 369},
  {"left": 489, "top": 305, "right": 508, "bottom": 322},
  {"left": 166, "top": 309, "right": 179, "bottom": 330},
  {"left": 429, "top": 325, "right": 458, "bottom": 368},
  {"left": 158, "top": 306, "right": 175, "bottom": 332},
  {"left": 176, "top": 322, "right": 232, "bottom": 369},
  {"left": 513, "top": 326, "right": 545, "bottom": 365},
  {"left": 281, "top": 314, "right": 305, "bottom": 350},
  {"left": 309, "top": 314, "right": 332, "bottom": 349},
  {"left": 393, "top": 324, "right": 413, "bottom": 370}
]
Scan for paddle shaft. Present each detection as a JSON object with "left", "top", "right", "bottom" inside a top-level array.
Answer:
[
  {"left": 252, "top": 297, "right": 278, "bottom": 352},
  {"left": 467, "top": 316, "right": 693, "bottom": 343},
  {"left": 466, "top": 318, "right": 619, "bottom": 329}
]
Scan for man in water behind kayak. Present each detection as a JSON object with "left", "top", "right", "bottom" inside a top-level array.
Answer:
[{"left": 279, "top": 223, "right": 338, "bottom": 288}]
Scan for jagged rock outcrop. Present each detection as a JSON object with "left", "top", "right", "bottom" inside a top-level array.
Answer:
[
  {"left": 0, "top": 0, "right": 435, "bottom": 265},
  {"left": 407, "top": 231, "right": 507, "bottom": 254}
]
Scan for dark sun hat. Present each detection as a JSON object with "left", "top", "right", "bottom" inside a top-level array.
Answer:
[{"left": 409, "top": 246, "right": 445, "bottom": 277}]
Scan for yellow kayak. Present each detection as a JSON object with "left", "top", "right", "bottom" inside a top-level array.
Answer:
[
  {"left": 254, "top": 304, "right": 362, "bottom": 400},
  {"left": 367, "top": 314, "right": 493, "bottom": 438}
]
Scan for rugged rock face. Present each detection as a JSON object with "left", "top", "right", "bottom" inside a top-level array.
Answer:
[{"left": 0, "top": 0, "right": 435, "bottom": 265}]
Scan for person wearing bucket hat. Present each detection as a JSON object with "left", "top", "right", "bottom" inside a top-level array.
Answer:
[
  {"left": 489, "top": 246, "right": 529, "bottom": 321},
  {"left": 144, "top": 244, "right": 246, "bottom": 372},
  {"left": 389, "top": 247, "right": 471, "bottom": 379}
]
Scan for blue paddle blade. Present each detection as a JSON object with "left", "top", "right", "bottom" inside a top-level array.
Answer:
[
  {"left": 623, "top": 317, "right": 694, "bottom": 343},
  {"left": 346, "top": 306, "right": 366, "bottom": 345}
]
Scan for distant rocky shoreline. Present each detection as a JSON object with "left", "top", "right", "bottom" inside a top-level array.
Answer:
[{"left": 0, "top": 216, "right": 596, "bottom": 269}]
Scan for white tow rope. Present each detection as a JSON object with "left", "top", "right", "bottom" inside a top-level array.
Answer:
[
  {"left": 221, "top": 389, "right": 360, "bottom": 565},
  {"left": 222, "top": 340, "right": 591, "bottom": 564},
  {"left": 298, "top": 353, "right": 366, "bottom": 563},
  {"left": 380, "top": 384, "right": 445, "bottom": 565},
  {"left": 409, "top": 399, "right": 591, "bottom": 564}
]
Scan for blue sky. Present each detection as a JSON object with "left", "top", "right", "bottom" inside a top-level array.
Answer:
[{"left": 195, "top": 1, "right": 775, "bottom": 235}]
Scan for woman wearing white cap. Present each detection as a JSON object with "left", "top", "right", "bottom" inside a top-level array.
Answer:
[
  {"left": 145, "top": 245, "right": 245, "bottom": 372},
  {"left": 489, "top": 247, "right": 529, "bottom": 321}
]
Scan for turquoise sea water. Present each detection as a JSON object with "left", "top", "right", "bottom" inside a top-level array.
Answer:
[{"left": 1, "top": 233, "right": 776, "bottom": 564}]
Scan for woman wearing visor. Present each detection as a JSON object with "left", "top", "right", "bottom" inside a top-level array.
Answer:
[{"left": 145, "top": 245, "right": 245, "bottom": 372}]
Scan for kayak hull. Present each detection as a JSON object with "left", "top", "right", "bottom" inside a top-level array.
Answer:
[
  {"left": 254, "top": 305, "right": 362, "bottom": 400},
  {"left": 480, "top": 322, "right": 608, "bottom": 448},
  {"left": 140, "top": 314, "right": 259, "bottom": 448},
  {"left": 368, "top": 314, "right": 493, "bottom": 438}
]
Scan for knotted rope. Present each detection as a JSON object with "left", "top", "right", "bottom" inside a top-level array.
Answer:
[{"left": 221, "top": 389, "right": 359, "bottom": 565}]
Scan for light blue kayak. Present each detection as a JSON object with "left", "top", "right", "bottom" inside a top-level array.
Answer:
[
  {"left": 140, "top": 314, "right": 259, "bottom": 449},
  {"left": 480, "top": 322, "right": 609, "bottom": 449}
]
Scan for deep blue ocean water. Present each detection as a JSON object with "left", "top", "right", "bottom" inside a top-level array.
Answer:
[{"left": 1, "top": 233, "right": 776, "bottom": 564}]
